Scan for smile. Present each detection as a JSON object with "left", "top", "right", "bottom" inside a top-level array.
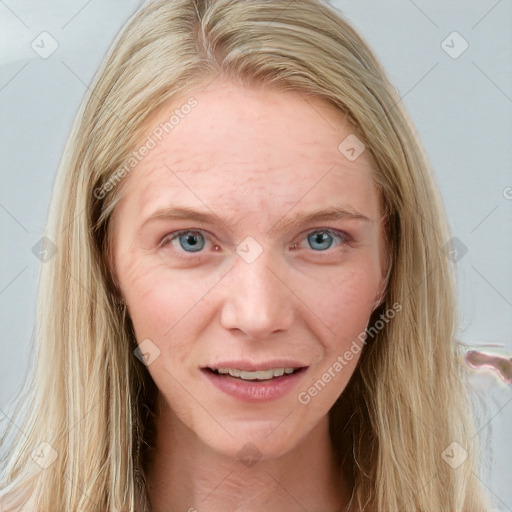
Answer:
[
  {"left": 210, "top": 367, "right": 298, "bottom": 380},
  {"left": 201, "top": 365, "right": 309, "bottom": 402}
]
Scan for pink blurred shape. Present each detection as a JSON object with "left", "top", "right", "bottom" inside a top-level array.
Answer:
[{"left": 464, "top": 347, "right": 512, "bottom": 385}]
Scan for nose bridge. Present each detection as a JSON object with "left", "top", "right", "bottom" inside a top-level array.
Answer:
[{"left": 219, "top": 244, "right": 293, "bottom": 337}]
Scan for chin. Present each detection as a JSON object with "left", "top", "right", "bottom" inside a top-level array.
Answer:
[{"left": 195, "top": 414, "right": 320, "bottom": 464}]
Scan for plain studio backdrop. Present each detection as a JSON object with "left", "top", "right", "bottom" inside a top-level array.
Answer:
[{"left": 0, "top": 0, "right": 511, "bottom": 509}]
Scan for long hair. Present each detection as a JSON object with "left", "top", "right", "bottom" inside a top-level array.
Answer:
[{"left": 0, "top": 0, "right": 490, "bottom": 510}]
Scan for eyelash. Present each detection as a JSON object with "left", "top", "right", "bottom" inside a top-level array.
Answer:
[{"left": 159, "top": 228, "right": 351, "bottom": 259}]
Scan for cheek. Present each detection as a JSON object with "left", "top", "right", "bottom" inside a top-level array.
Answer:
[
  {"left": 296, "top": 268, "right": 375, "bottom": 409},
  {"left": 121, "top": 257, "right": 211, "bottom": 344},
  {"left": 306, "top": 263, "right": 379, "bottom": 348}
]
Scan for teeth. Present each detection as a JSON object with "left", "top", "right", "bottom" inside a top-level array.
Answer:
[{"left": 214, "top": 367, "right": 297, "bottom": 380}]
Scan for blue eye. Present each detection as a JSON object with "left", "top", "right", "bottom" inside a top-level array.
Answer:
[
  {"left": 168, "top": 230, "right": 205, "bottom": 252},
  {"left": 306, "top": 230, "right": 345, "bottom": 251}
]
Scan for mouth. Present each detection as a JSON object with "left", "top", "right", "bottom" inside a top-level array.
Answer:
[
  {"left": 203, "top": 366, "right": 307, "bottom": 381},
  {"left": 200, "top": 362, "right": 309, "bottom": 402}
]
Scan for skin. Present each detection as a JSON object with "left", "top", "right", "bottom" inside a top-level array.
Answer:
[{"left": 109, "top": 78, "right": 388, "bottom": 512}]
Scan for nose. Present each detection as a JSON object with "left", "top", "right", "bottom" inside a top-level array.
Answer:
[{"left": 218, "top": 247, "right": 294, "bottom": 339}]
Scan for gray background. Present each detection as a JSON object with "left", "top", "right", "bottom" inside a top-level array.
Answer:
[{"left": 1, "top": 0, "right": 511, "bottom": 508}]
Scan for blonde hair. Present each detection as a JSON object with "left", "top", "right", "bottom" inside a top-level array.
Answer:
[{"left": 0, "top": 0, "right": 490, "bottom": 510}]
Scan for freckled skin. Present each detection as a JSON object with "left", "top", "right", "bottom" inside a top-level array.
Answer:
[{"left": 109, "top": 79, "right": 387, "bottom": 512}]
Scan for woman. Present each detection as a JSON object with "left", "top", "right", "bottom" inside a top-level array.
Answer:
[{"left": 0, "top": 0, "right": 490, "bottom": 510}]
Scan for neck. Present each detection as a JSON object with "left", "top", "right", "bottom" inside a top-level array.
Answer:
[{"left": 144, "top": 393, "right": 352, "bottom": 512}]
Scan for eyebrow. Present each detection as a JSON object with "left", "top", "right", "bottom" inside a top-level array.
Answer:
[{"left": 141, "top": 205, "right": 373, "bottom": 233}]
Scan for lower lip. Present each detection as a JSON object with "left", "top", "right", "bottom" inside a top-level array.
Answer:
[{"left": 201, "top": 368, "right": 307, "bottom": 403}]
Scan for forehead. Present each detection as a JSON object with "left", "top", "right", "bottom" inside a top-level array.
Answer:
[{"left": 117, "top": 79, "right": 380, "bottom": 221}]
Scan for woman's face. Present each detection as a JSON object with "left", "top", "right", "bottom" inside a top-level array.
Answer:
[{"left": 109, "top": 79, "right": 388, "bottom": 460}]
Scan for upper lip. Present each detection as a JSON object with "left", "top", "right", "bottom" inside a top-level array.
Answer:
[{"left": 203, "top": 360, "right": 309, "bottom": 371}]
